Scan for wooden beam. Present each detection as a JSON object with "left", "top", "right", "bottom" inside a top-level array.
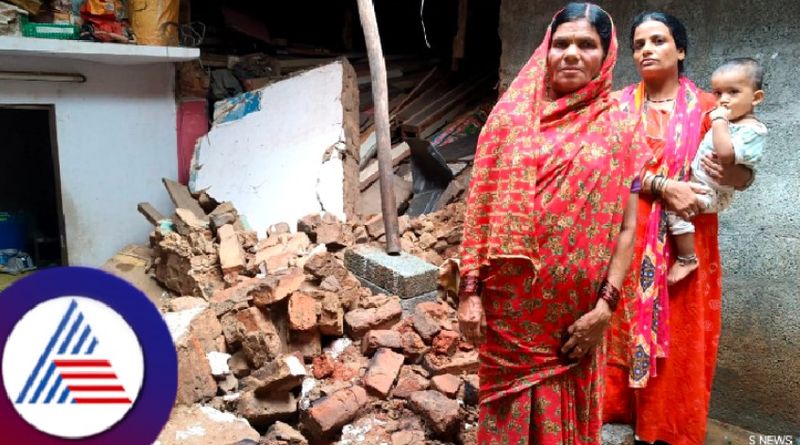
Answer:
[
  {"left": 137, "top": 203, "right": 166, "bottom": 226},
  {"left": 359, "top": 142, "right": 411, "bottom": 191},
  {"left": 162, "top": 178, "right": 207, "bottom": 220},
  {"left": 452, "top": 0, "right": 468, "bottom": 71},
  {"left": 356, "top": 0, "right": 401, "bottom": 253}
]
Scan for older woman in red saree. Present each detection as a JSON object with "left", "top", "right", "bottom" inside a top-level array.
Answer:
[{"left": 457, "top": 3, "right": 651, "bottom": 444}]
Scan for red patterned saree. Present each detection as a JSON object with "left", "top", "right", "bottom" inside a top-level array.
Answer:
[
  {"left": 459, "top": 12, "right": 651, "bottom": 445},
  {"left": 603, "top": 80, "right": 722, "bottom": 445}
]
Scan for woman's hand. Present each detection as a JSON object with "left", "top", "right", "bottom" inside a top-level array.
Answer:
[
  {"left": 661, "top": 179, "right": 707, "bottom": 220},
  {"left": 561, "top": 299, "right": 612, "bottom": 360},
  {"left": 458, "top": 294, "right": 485, "bottom": 346},
  {"left": 701, "top": 153, "right": 754, "bottom": 190}
]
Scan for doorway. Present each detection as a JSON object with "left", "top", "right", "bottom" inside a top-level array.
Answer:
[{"left": 0, "top": 105, "right": 67, "bottom": 279}]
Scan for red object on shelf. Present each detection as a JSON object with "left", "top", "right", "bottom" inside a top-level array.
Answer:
[{"left": 177, "top": 99, "right": 208, "bottom": 185}]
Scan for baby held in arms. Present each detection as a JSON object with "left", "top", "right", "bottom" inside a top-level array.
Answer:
[{"left": 668, "top": 58, "right": 768, "bottom": 284}]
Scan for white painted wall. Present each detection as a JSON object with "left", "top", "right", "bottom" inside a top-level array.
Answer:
[
  {"left": 0, "top": 54, "right": 177, "bottom": 266},
  {"left": 191, "top": 61, "right": 348, "bottom": 235}
]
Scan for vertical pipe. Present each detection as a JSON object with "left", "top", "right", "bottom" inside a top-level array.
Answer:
[{"left": 355, "top": 0, "right": 401, "bottom": 254}]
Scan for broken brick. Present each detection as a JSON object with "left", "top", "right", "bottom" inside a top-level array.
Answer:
[
  {"left": 431, "top": 330, "right": 460, "bottom": 356},
  {"left": 303, "top": 252, "right": 349, "bottom": 283},
  {"left": 288, "top": 292, "right": 319, "bottom": 332},
  {"left": 344, "top": 300, "right": 402, "bottom": 339},
  {"left": 265, "top": 421, "right": 308, "bottom": 445},
  {"left": 312, "top": 354, "right": 335, "bottom": 379},
  {"left": 218, "top": 224, "right": 247, "bottom": 275},
  {"left": 431, "top": 374, "right": 461, "bottom": 398},
  {"left": 412, "top": 308, "right": 441, "bottom": 344},
  {"left": 303, "top": 386, "right": 369, "bottom": 440},
  {"left": 361, "top": 330, "right": 403, "bottom": 356},
  {"left": 251, "top": 268, "right": 306, "bottom": 308},
  {"left": 422, "top": 350, "right": 479, "bottom": 376},
  {"left": 249, "top": 354, "right": 307, "bottom": 396},
  {"left": 288, "top": 329, "right": 322, "bottom": 360},
  {"left": 364, "top": 348, "right": 405, "bottom": 399},
  {"left": 391, "top": 430, "right": 426, "bottom": 445},
  {"left": 190, "top": 308, "right": 226, "bottom": 353},
  {"left": 229, "top": 350, "right": 251, "bottom": 378},
  {"left": 175, "top": 333, "right": 217, "bottom": 406},
  {"left": 285, "top": 232, "right": 311, "bottom": 254},
  {"left": 392, "top": 365, "right": 430, "bottom": 399},
  {"left": 238, "top": 390, "right": 297, "bottom": 429},
  {"left": 401, "top": 330, "right": 429, "bottom": 362},
  {"left": 408, "top": 390, "right": 460, "bottom": 437},
  {"left": 228, "top": 307, "right": 284, "bottom": 368},
  {"left": 364, "top": 214, "right": 386, "bottom": 239},
  {"left": 268, "top": 222, "right": 292, "bottom": 237},
  {"left": 318, "top": 292, "right": 344, "bottom": 336}
]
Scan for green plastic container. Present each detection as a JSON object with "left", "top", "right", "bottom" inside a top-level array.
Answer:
[{"left": 20, "top": 15, "right": 79, "bottom": 40}]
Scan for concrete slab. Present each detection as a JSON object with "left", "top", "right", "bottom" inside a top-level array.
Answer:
[{"left": 344, "top": 245, "right": 437, "bottom": 299}]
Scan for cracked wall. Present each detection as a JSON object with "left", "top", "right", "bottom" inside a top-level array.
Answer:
[{"left": 191, "top": 60, "right": 359, "bottom": 234}]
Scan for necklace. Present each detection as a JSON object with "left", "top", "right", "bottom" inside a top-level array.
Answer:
[{"left": 646, "top": 96, "right": 675, "bottom": 103}]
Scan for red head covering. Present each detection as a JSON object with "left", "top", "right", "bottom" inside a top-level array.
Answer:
[{"left": 460, "top": 5, "right": 650, "bottom": 282}]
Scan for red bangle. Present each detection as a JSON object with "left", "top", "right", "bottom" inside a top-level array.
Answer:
[
  {"left": 459, "top": 275, "right": 482, "bottom": 297},
  {"left": 597, "top": 280, "right": 620, "bottom": 312}
]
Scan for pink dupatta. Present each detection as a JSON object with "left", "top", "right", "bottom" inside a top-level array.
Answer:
[{"left": 619, "top": 77, "right": 704, "bottom": 387}]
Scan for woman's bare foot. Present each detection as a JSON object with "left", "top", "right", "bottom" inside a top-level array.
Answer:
[{"left": 668, "top": 255, "right": 699, "bottom": 285}]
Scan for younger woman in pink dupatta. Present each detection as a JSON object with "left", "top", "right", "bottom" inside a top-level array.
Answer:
[{"left": 457, "top": 3, "right": 651, "bottom": 444}]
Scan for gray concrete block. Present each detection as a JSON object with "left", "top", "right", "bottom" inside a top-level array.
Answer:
[
  {"left": 344, "top": 245, "right": 438, "bottom": 299},
  {"left": 354, "top": 275, "right": 439, "bottom": 317}
]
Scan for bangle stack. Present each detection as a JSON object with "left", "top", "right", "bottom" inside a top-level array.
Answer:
[
  {"left": 597, "top": 280, "right": 621, "bottom": 312},
  {"left": 458, "top": 275, "right": 482, "bottom": 298},
  {"left": 649, "top": 174, "right": 669, "bottom": 196}
]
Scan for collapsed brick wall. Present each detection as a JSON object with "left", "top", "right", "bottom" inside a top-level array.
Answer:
[{"left": 151, "top": 199, "right": 476, "bottom": 445}]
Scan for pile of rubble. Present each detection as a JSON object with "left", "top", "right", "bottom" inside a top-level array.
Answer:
[
  {"left": 141, "top": 182, "right": 477, "bottom": 445},
  {"left": 356, "top": 202, "right": 466, "bottom": 268}
]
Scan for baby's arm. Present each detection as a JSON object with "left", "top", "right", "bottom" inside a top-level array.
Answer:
[{"left": 709, "top": 108, "right": 736, "bottom": 165}]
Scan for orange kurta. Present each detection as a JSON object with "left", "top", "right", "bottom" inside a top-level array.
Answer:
[{"left": 604, "top": 92, "right": 721, "bottom": 445}]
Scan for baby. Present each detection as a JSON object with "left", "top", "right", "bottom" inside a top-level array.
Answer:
[{"left": 668, "top": 58, "right": 768, "bottom": 285}]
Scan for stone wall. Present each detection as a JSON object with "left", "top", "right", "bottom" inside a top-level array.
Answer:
[{"left": 498, "top": 0, "right": 800, "bottom": 434}]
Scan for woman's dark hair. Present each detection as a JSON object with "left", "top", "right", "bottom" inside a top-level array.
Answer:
[
  {"left": 630, "top": 11, "right": 688, "bottom": 73},
  {"left": 550, "top": 3, "right": 613, "bottom": 55}
]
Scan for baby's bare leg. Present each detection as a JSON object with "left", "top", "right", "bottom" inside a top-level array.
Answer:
[{"left": 667, "top": 214, "right": 700, "bottom": 286}]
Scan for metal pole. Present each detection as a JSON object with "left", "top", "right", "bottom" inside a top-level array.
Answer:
[{"left": 355, "top": 0, "right": 401, "bottom": 254}]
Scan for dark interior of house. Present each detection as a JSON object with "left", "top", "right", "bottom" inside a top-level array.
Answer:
[{"left": 0, "top": 107, "right": 64, "bottom": 270}]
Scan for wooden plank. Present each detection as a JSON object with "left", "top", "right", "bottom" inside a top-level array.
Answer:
[
  {"left": 275, "top": 57, "right": 336, "bottom": 71},
  {"left": 357, "top": 68, "right": 403, "bottom": 86},
  {"left": 391, "top": 67, "right": 440, "bottom": 116},
  {"left": 401, "top": 77, "right": 489, "bottom": 138},
  {"left": 359, "top": 142, "right": 411, "bottom": 191},
  {"left": 395, "top": 78, "right": 450, "bottom": 123},
  {"left": 162, "top": 178, "right": 207, "bottom": 220},
  {"left": 405, "top": 74, "right": 488, "bottom": 126},
  {"left": 137, "top": 203, "right": 166, "bottom": 226}
]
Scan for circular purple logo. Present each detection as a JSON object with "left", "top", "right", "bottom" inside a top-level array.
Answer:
[{"left": 0, "top": 267, "right": 177, "bottom": 444}]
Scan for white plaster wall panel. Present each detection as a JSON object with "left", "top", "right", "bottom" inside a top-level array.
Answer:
[{"left": 191, "top": 61, "right": 349, "bottom": 235}]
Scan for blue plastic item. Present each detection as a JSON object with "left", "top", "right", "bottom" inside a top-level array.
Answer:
[{"left": 0, "top": 212, "right": 27, "bottom": 251}]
